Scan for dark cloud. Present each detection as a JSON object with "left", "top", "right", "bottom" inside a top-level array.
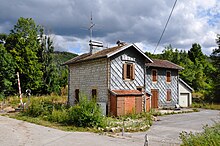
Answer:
[{"left": 0, "top": 0, "right": 219, "bottom": 54}]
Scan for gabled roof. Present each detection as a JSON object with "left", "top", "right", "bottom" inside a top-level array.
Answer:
[
  {"left": 146, "top": 59, "right": 183, "bottom": 70},
  {"left": 179, "top": 78, "right": 194, "bottom": 92},
  {"left": 63, "top": 44, "right": 153, "bottom": 65}
]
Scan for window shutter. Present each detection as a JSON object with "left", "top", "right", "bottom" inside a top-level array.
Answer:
[
  {"left": 152, "top": 70, "right": 157, "bottom": 82},
  {"left": 123, "top": 64, "right": 127, "bottom": 79},
  {"left": 166, "top": 72, "right": 171, "bottom": 82},
  {"left": 131, "top": 64, "right": 135, "bottom": 80}
]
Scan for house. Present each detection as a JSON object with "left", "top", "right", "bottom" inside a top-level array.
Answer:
[
  {"left": 178, "top": 78, "right": 194, "bottom": 107},
  {"left": 63, "top": 43, "right": 153, "bottom": 116},
  {"left": 145, "top": 59, "right": 183, "bottom": 109},
  {"left": 63, "top": 42, "right": 185, "bottom": 116}
]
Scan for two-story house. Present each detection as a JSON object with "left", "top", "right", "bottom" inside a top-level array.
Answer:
[
  {"left": 64, "top": 42, "right": 185, "bottom": 116},
  {"left": 145, "top": 59, "right": 183, "bottom": 109}
]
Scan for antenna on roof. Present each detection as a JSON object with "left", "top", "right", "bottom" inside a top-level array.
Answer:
[
  {"left": 89, "top": 12, "right": 95, "bottom": 41},
  {"left": 87, "top": 12, "right": 103, "bottom": 54}
]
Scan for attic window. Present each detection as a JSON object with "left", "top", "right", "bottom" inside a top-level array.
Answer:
[
  {"left": 123, "top": 63, "right": 135, "bottom": 80},
  {"left": 166, "top": 71, "right": 171, "bottom": 82},
  {"left": 152, "top": 69, "right": 157, "bottom": 82}
]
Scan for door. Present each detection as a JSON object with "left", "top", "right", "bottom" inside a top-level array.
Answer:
[
  {"left": 151, "top": 89, "right": 158, "bottom": 108},
  {"left": 179, "top": 93, "right": 189, "bottom": 107}
]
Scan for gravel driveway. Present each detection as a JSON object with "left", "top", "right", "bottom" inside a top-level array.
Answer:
[{"left": 0, "top": 109, "right": 219, "bottom": 146}]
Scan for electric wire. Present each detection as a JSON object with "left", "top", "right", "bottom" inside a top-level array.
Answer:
[{"left": 153, "top": 0, "right": 178, "bottom": 54}]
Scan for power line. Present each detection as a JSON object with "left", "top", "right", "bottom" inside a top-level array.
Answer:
[{"left": 153, "top": 0, "right": 178, "bottom": 54}]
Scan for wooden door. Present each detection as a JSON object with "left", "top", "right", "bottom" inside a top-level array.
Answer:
[{"left": 151, "top": 89, "right": 158, "bottom": 108}]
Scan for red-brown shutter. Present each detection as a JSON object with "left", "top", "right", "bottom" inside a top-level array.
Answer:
[
  {"left": 166, "top": 72, "right": 171, "bottom": 82},
  {"left": 131, "top": 64, "right": 135, "bottom": 80},
  {"left": 123, "top": 64, "right": 127, "bottom": 79},
  {"left": 152, "top": 70, "right": 157, "bottom": 82}
]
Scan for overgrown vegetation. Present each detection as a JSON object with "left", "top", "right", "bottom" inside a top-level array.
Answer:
[
  {"left": 180, "top": 122, "right": 220, "bottom": 146},
  {"left": 22, "top": 95, "right": 104, "bottom": 128},
  {"left": 4, "top": 95, "right": 153, "bottom": 133}
]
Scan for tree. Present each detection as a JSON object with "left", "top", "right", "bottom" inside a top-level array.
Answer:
[
  {"left": 38, "top": 28, "right": 60, "bottom": 94},
  {"left": 188, "top": 43, "right": 205, "bottom": 63},
  {"left": 0, "top": 44, "right": 15, "bottom": 98},
  {"left": 5, "top": 17, "right": 43, "bottom": 93},
  {"left": 211, "top": 34, "right": 220, "bottom": 102}
]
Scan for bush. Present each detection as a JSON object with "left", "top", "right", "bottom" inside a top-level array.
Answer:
[
  {"left": 49, "top": 109, "right": 69, "bottom": 123},
  {"left": 180, "top": 122, "right": 220, "bottom": 146},
  {"left": 67, "top": 96, "right": 104, "bottom": 127},
  {"left": 23, "top": 96, "right": 66, "bottom": 117}
]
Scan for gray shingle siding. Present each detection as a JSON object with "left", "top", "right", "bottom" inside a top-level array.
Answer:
[
  {"left": 109, "top": 47, "right": 146, "bottom": 90},
  {"left": 145, "top": 67, "right": 179, "bottom": 108}
]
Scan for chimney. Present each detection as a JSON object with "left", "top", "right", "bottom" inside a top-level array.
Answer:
[
  {"left": 116, "top": 40, "right": 126, "bottom": 46},
  {"left": 89, "top": 40, "right": 103, "bottom": 54}
]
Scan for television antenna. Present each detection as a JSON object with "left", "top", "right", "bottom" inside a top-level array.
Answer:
[{"left": 89, "top": 12, "right": 95, "bottom": 41}]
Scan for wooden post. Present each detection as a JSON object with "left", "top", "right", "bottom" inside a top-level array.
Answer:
[{"left": 17, "top": 72, "right": 23, "bottom": 106}]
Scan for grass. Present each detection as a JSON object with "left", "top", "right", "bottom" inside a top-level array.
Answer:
[
  {"left": 180, "top": 122, "right": 220, "bottom": 146},
  {"left": 191, "top": 102, "right": 220, "bottom": 110},
  {"left": 7, "top": 113, "right": 99, "bottom": 132}
]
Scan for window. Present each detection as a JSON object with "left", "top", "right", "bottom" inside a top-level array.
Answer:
[
  {"left": 92, "top": 89, "right": 97, "bottom": 101},
  {"left": 167, "top": 89, "right": 171, "bottom": 101},
  {"left": 123, "top": 63, "right": 135, "bottom": 80},
  {"left": 75, "top": 89, "right": 79, "bottom": 103},
  {"left": 152, "top": 70, "right": 157, "bottom": 82},
  {"left": 166, "top": 71, "right": 171, "bottom": 82}
]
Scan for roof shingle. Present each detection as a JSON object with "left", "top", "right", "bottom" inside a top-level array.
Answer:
[
  {"left": 146, "top": 59, "right": 183, "bottom": 70},
  {"left": 63, "top": 45, "right": 125, "bottom": 65}
]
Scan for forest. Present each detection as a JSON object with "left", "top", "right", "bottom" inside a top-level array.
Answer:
[{"left": 0, "top": 17, "right": 219, "bottom": 103}]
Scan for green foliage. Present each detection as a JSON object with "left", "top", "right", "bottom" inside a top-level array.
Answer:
[
  {"left": 0, "top": 44, "right": 15, "bottom": 97},
  {"left": 5, "top": 17, "right": 43, "bottom": 93},
  {"left": 23, "top": 95, "right": 104, "bottom": 128},
  {"left": 0, "top": 17, "right": 77, "bottom": 96},
  {"left": 188, "top": 43, "right": 205, "bottom": 63},
  {"left": 180, "top": 122, "right": 220, "bottom": 146},
  {"left": 67, "top": 96, "right": 104, "bottom": 127},
  {"left": 210, "top": 34, "right": 220, "bottom": 103}
]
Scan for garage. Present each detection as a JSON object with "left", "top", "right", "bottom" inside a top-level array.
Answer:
[
  {"left": 179, "top": 79, "right": 194, "bottom": 108},
  {"left": 179, "top": 93, "right": 190, "bottom": 107}
]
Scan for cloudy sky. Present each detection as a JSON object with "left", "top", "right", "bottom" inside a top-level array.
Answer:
[{"left": 0, "top": 0, "right": 220, "bottom": 55}]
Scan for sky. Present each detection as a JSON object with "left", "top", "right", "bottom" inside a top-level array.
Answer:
[{"left": 0, "top": 0, "right": 220, "bottom": 55}]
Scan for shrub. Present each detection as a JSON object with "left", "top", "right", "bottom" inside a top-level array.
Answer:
[
  {"left": 49, "top": 109, "right": 69, "bottom": 123},
  {"left": 67, "top": 96, "right": 104, "bottom": 127},
  {"left": 180, "top": 122, "right": 220, "bottom": 146}
]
